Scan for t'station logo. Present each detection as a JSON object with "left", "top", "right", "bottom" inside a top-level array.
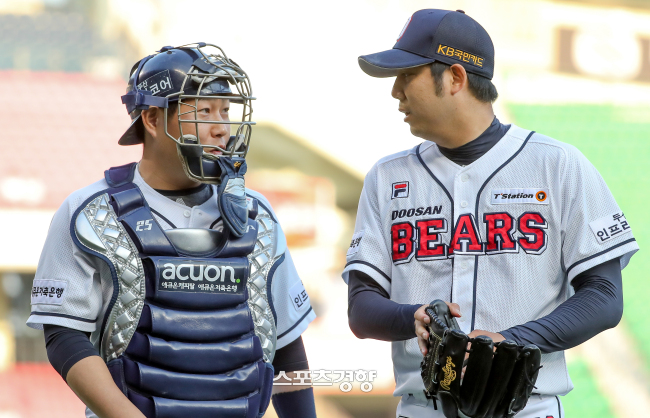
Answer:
[{"left": 392, "top": 182, "right": 410, "bottom": 199}]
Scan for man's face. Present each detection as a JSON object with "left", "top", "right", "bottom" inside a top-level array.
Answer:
[
  {"left": 166, "top": 97, "right": 232, "bottom": 155},
  {"left": 391, "top": 64, "right": 450, "bottom": 140}
]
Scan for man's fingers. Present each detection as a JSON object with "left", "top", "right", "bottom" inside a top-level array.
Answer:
[
  {"left": 446, "top": 302, "right": 462, "bottom": 317},
  {"left": 418, "top": 336, "right": 428, "bottom": 355},
  {"left": 414, "top": 322, "right": 428, "bottom": 340},
  {"left": 415, "top": 315, "right": 429, "bottom": 355},
  {"left": 415, "top": 305, "right": 430, "bottom": 323}
]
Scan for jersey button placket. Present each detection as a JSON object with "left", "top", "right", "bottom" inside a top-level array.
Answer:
[
  {"left": 190, "top": 210, "right": 204, "bottom": 228},
  {"left": 453, "top": 170, "right": 475, "bottom": 333}
]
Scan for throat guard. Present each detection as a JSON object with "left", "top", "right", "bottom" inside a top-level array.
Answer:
[{"left": 71, "top": 163, "right": 279, "bottom": 418}]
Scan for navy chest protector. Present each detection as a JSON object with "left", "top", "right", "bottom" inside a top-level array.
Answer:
[{"left": 71, "top": 163, "right": 277, "bottom": 418}]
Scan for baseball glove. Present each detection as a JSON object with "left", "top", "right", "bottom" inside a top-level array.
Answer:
[{"left": 420, "top": 300, "right": 542, "bottom": 418}]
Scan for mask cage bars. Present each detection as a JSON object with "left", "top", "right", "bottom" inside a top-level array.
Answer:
[{"left": 163, "top": 43, "right": 255, "bottom": 183}]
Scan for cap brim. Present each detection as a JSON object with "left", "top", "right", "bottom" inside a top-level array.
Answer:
[
  {"left": 118, "top": 114, "right": 143, "bottom": 146},
  {"left": 358, "top": 48, "right": 436, "bottom": 77}
]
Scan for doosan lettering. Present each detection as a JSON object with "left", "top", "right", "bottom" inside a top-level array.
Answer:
[{"left": 392, "top": 205, "right": 442, "bottom": 220}]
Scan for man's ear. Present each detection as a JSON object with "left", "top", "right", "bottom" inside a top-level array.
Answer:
[
  {"left": 448, "top": 64, "right": 468, "bottom": 95},
  {"left": 141, "top": 107, "right": 159, "bottom": 139}
]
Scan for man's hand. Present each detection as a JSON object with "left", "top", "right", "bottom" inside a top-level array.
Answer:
[
  {"left": 462, "top": 329, "right": 506, "bottom": 378},
  {"left": 67, "top": 356, "right": 146, "bottom": 418},
  {"left": 467, "top": 329, "right": 505, "bottom": 344},
  {"left": 414, "top": 301, "right": 461, "bottom": 355}
]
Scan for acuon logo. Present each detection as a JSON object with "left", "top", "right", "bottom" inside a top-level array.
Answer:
[{"left": 162, "top": 263, "right": 238, "bottom": 283}]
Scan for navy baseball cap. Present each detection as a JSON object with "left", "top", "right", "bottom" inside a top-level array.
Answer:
[{"left": 359, "top": 9, "right": 494, "bottom": 80}]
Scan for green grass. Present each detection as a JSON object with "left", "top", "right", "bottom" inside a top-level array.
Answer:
[
  {"left": 562, "top": 359, "right": 615, "bottom": 417},
  {"left": 508, "top": 103, "right": 650, "bottom": 366}
]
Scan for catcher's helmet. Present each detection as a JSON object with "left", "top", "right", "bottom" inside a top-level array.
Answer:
[{"left": 118, "top": 43, "right": 255, "bottom": 184}]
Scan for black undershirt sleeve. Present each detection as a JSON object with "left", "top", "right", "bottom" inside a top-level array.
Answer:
[
  {"left": 271, "top": 336, "right": 309, "bottom": 374},
  {"left": 499, "top": 257, "right": 623, "bottom": 353},
  {"left": 43, "top": 325, "right": 99, "bottom": 381},
  {"left": 272, "top": 388, "right": 317, "bottom": 418},
  {"left": 347, "top": 271, "right": 422, "bottom": 341},
  {"left": 347, "top": 258, "right": 623, "bottom": 349}
]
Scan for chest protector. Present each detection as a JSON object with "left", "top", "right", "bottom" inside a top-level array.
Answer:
[{"left": 71, "top": 163, "right": 278, "bottom": 418}]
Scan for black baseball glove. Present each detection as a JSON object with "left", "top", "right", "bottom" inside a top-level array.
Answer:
[{"left": 420, "top": 300, "right": 542, "bottom": 418}]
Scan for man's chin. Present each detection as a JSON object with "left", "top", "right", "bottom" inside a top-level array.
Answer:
[{"left": 409, "top": 125, "right": 426, "bottom": 139}]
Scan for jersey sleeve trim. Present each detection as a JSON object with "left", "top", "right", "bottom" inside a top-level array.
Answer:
[
  {"left": 345, "top": 260, "right": 391, "bottom": 282},
  {"left": 566, "top": 238, "right": 638, "bottom": 280},
  {"left": 29, "top": 311, "right": 96, "bottom": 323},
  {"left": 27, "top": 312, "right": 97, "bottom": 332},
  {"left": 267, "top": 253, "right": 286, "bottom": 325},
  {"left": 276, "top": 307, "right": 316, "bottom": 350},
  {"left": 343, "top": 261, "right": 391, "bottom": 295}
]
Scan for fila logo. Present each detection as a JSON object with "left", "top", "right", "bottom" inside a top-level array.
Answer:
[
  {"left": 397, "top": 15, "right": 412, "bottom": 41},
  {"left": 392, "top": 182, "right": 410, "bottom": 199},
  {"left": 162, "top": 263, "right": 238, "bottom": 283},
  {"left": 136, "top": 219, "right": 153, "bottom": 231}
]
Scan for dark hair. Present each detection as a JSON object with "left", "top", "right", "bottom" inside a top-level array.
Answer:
[
  {"left": 136, "top": 102, "right": 179, "bottom": 141},
  {"left": 430, "top": 62, "right": 498, "bottom": 103}
]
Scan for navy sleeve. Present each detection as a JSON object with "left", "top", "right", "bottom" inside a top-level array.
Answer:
[
  {"left": 272, "top": 336, "right": 309, "bottom": 374},
  {"left": 43, "top": 325, "right": 100, "bottom": 381},
  {"left": 271, "top": 388, "right": 316, "bottom": 418},
  {"left": 348, "top": 270, "right": 422, "bottom": 341},
  {"left": 499, "top": 258, "right": 623, "bottom": 353}
]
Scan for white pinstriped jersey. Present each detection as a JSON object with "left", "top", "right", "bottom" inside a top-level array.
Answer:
[
  {"left": 343, "top": 125, "right": 638, "bottom": 398},
  {"left": 27, "top": 166, "right": 316, "bottom": 351}
]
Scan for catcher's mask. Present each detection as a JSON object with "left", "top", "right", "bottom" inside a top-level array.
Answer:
[{"left": 119, "top": 42, "right": 255, "bottom": 184}]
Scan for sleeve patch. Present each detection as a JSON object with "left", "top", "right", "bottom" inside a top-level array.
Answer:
[
  {"left": 346, "top": 230, "right": 365, "bottom": 257},
  {"left": 31, "top": 280, "right": 68, "bottom": 305},
  {"left": 289, "top": 280, "right": 309, "bottom": 312},
  {"left": 589, "top": 212, "right": 632, "bottom": 244}
]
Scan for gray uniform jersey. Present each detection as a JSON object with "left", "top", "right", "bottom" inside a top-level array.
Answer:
[
  {"left": 28, "top": 166, "right": 316, "bottom": 350},
  {"left": 343, "top": 125, "right": 638, "bottom": 397}
]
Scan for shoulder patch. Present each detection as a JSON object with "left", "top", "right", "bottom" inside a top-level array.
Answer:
[
  {"left": 289, "top": 280, "right": 309, "bottom": 312},
  {"left": 589, "top": 212, "right": 631, "bottom": 244},
  {"left": 347, "top": 230, "right": 365, "bottom": 257},
  {"left": 31, "top": 279, "right": 68, "bottom": 305}
]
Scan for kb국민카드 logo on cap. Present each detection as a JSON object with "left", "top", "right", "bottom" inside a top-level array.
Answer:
[
  {"left": 436, "top": 44, "right": 484, "bottom": 68},
  {"left": 392, "top": 181, "right": 410, "bottom": 199},
  {"left": 396, "top": 16, "right": 412, "bottom": 41}
]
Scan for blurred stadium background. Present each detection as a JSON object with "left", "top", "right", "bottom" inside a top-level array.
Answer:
[{"left": 0, "top": 0, "right": 647, "bottom": 416}]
